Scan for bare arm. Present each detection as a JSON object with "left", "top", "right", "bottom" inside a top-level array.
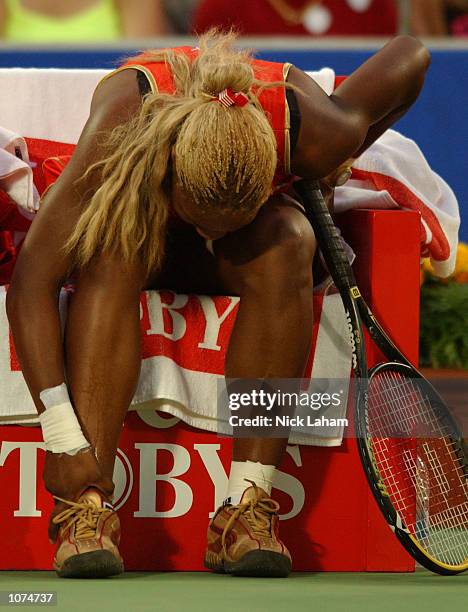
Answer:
[
  {"left": 6, "top": 69, "right": 143, "bottom": 409},
  {"left": 117, "top": 0, "right": 170, "bottom": 37},
  {"left": 410, "top": 0, "right": 448, "bottom": 36},
  {"left": 290, "top": 35, "right": 431, "bottom": 179}
]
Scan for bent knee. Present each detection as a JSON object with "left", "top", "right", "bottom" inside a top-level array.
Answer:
[
  {"left": 262, "top": 198, "right": 317, "bottom": 259},
  {"left": 244, "top": 194, "right": 317, "bottom": 263},
  {"left": 217, "top": 195, "right": 317, "bottom": 293},
  {"left": 6, "top": 262, "right": 59, "bottom": 324}
]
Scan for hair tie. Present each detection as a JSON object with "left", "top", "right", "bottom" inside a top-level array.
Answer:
[{"left": 215, "top": 88, "right": 249, "bottom": 108}]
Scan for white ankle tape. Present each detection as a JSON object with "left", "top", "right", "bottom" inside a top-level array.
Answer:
[
  {"left": 39, "top": 384, "right": 89, "bottom": 455},
  {"left": 224, "top": 460, "right": 277, "bottom": 505}
]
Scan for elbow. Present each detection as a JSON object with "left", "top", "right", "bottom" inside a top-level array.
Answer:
[
  {"left": 393, "top": 35, "right": 431, "bottom": 104},
  {"left": 6, "top": 281, "right": 22, "bottom": 329},
  {"left": 399, "top": 34, "right": 431, "bottom": 72},
  {"left": 393, "top": 35, "right": 431, "bottom": 67},
  {"left": 6, "top": 247, "right": 63, "bottom": 333},
  {"left": 6, "top": 271, "right": 50, "bottom": 329},
  {"left": 5, "top": 271, "right": 31, "bottom": 326},
  {"left": 411, "top": 43, "right": 431, "bottom": 103},
  {"left": 412, "top": 37, "right": 431, "bottom": 75}
]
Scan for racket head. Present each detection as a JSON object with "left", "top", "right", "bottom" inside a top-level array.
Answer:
[{"left": 357, "top": 361, "right": 468, "bottom": 574}]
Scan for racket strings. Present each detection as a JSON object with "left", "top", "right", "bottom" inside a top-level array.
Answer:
[
  {"left": 368, "top": 373, "right": 444, "bottom": 437},
  {"left": 373, "top": 437, "right": 467, "bottom": 565},
  {"left": 367, "top": 370, "right": 468, "bottom": 568}
]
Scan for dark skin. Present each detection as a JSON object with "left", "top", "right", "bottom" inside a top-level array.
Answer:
[{"left": 6, "top": 36, "right": 430, "bottom": 539}]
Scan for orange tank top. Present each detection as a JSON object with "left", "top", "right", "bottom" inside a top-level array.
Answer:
[
  {"left": 120, "top": 46, "right": 293, "bottom": 189},
  {"left": 41, "top": 48, "right": 294, "bottom": 204}
]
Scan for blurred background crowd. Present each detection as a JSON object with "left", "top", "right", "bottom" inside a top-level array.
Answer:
[{"left": 0, "top": 0, "right": 467, "bottom": 43}]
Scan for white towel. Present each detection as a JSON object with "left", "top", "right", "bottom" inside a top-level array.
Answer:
[
  {"left": 0, "top": 126, "right": 38, "bottom": 213},
  {"left": 335, "top": 130, "right": 460, "bottom": 278},
  {"left": 0, "top": 287, "right": 352, "bottom": 447},
  {"left": 307, "top": 67, "right": 335, "bottom": 94},
  {"left": 0, "top": 68, "right": 108, "bottom": 143}
]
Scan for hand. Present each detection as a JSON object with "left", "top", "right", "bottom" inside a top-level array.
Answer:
[
  {"left": 44, "top": 447, "right": 114, "bottom": 542},
  {"left": 319, "top": 158, "right": 354, "bottom": 212}
]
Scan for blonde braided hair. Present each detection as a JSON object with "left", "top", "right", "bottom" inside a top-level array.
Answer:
[{"left": 65, "top": 30, "right": 284, "bottom": 276}]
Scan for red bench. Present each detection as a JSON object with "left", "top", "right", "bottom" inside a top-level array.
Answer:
[{"left": 0, "top": 208, "right": 421, "bottom": 571}]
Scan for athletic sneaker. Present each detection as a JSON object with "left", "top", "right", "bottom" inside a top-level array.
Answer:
[
  {"left": 51, "top": 488, "right": 124, "bottom": 578},
  {"left": 204, "top": 482, "right": 292, "bottom": 577}
]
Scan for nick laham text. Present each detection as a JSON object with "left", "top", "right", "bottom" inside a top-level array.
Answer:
[{"left": 229, "top": 415, "right": 348, "bottom": 428}]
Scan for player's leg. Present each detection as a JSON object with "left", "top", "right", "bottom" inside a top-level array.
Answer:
[
  {"left": 44, "top": 252, "right": 147, "bottom": 577},
  {"left": 205, "top": 193, "right": 316, "bottom": 577},
  {"left": 64, "top": 253, "right": 147, "bottom": 487},
  {"left": 47, "top": 219, "right": 226, "bottom": 578}
]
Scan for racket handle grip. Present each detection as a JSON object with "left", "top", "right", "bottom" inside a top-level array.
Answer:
[{"left": 295, "top": 179, "right": 357, "bottom": 293}]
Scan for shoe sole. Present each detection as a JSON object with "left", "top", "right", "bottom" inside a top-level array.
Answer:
[
  {"left": 55, "top": 550, "right": 124, "bottom": 578},
  {"left": 205, "top": 549, "right": 291, "bottom": 578}
]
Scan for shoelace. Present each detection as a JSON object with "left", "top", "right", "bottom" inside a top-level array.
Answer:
[
  {"left": 52, "top": 495, "right": 109, "bottom": 540},
  {"left": 222, "top": 481, "right": 280, "bottom": 549}
]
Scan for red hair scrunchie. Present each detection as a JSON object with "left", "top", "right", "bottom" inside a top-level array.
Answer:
[{"left": 216, "top": 88, "right": 249, "bottom": 108}]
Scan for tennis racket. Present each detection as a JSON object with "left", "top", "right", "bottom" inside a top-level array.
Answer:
[{"left": 295, "top": 179, "right": 468, "bottom": 575}]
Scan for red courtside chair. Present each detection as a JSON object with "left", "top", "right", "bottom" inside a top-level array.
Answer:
[{"left": 0, "top": 207, "right": 420, "bottom": 572}]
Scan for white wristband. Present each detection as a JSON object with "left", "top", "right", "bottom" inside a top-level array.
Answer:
[{"left": 39, "top": 401, "right": 90, "bottom": 455}]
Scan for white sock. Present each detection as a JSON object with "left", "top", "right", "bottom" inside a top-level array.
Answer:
[{"left": 224, "top": 460, "right": 276, "bottom": 506}]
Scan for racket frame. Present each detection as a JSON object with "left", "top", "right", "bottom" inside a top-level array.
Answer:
[{"left": 295, "top": 179, "right": 468, "bottom": 575}]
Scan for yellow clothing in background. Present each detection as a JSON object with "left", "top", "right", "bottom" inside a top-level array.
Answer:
[{"left": 4, "top": 0, "right": 122, "bottom": 42}]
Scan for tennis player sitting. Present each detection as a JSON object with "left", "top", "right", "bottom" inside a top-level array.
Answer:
[{"left": 6, "top": 31, "right": 430, "bottom": 578}]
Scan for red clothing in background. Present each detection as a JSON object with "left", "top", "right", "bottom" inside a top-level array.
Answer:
[
  {"left": 192, "top": 0, "right": 398, "bottom": 36},
  {"left": 0, "top": 189, "right": 32, "bottom": 285}
]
